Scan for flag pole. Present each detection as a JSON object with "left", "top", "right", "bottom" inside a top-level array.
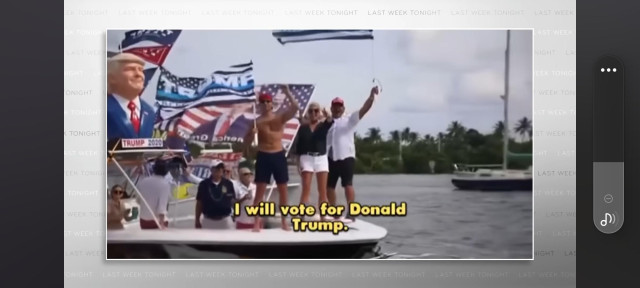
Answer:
[
  {"left": 252, "top": 102, "right": 258, "bottom": 147},
  {"left": 371, "top": 35, "right": 375, "bottom": 83}
]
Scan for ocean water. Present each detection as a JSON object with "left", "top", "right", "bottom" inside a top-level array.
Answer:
[{"left": 279, "top": 172, "right": 533, "bottom": 259}]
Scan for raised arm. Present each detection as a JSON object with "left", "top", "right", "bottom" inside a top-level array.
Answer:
[
  {"left": 298, "top": 109, "right": 309, "bottom": 125},
  {"left": 183, "top": 167, "right": 203, "bottom": 184},
  {"left": 278, "top": 84, "right": 300, "bottom": 124},
  {"left": 358, "top": 86, "right": 379, "bottom": 119},
  {"left": 321, "top": 107, "right": 333, "bottom": 124}
]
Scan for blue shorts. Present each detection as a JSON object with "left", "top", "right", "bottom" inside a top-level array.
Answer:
[{"left": 254, "top": 150, "right": 289, "bottom": 184}]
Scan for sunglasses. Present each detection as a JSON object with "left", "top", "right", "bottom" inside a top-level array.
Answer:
[
  {"left": 331, "top": 103, "right": 343, "bottom": 107},
  {"left": 242, "top": 172, "right": 253, "bottom": 176},
  {"left": 259, "top": 100, "right": 272, "bottom": 104},
  {"left": 113, "top": 190, "right": 124, "bottom": 194}
]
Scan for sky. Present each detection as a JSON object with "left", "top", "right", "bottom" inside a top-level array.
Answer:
[{"left": 107, "top": 30, "right": 532, "bottom": 138}]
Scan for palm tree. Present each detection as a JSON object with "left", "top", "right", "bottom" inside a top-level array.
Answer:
[
  {"left": 437, "top": 132, "right": 445, "bottom": 152},
  {"left": 447, "top": 121, "right": 466, "bottom": 139},
  {"left": 422, "top": 134, "right": 435, "bottom": 147},
  {"left": 493, "top": 121, "right": 505, "bottom": 137},
  {"left": 408, "top": 132, "right": 419, "bottom": 144},
  {"left": 464, "top": 129, "right": 485, "bottom": 149},
  {"left": 365, "top": 127, "right": 382, "bottom": 143},
  {"left": 389, "top": 130, "right": 401, "bottom": 142},
  {"left": 401, "top": 127, "right": 411, "bottom": 143},
  {"left": 514, "top": 117, "right": 532, "bottom": 142},
  {"left": 354, "top": 132, "right": 363, "bottom": 143}
]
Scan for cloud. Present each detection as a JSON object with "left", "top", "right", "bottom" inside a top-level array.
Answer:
[
  {"left": 401, "top": 30, "right": 507, "bottom": 72},
  {"left": 456, "top": 68, "right": 504, "bottom": 103},
  {"left": 106, "top": 30, "right": 125, "bottom": 51},
  {"left": 389, "top": 71, "right": 451, "bottom": 113}
]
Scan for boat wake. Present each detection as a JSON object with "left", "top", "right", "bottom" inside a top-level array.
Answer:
[{"left": 378, "top": 252, "right": 462, "bottom": 259}]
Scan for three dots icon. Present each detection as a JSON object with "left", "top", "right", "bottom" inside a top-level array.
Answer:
[{"left": 601, "top": 68, "right": 617, "bottom": 72}]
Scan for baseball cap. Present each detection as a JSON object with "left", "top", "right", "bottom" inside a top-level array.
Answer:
[
  {"left": 259, "top": 93, "right": 273, "bottom": 102},
  {"left": 210, "top": 159, "right": 225, "bottom": 169},
  {"left": 331, "top": 97, "right": 344, "bottom": 105}
]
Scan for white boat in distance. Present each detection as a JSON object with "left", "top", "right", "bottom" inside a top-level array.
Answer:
[
  {"left": 106, "top": 145, "right": 388, "bottom": 259},
  {"left": 450, "top": 30, "right": 533, "bottom": 192},
  {"left": 451, "top": 164, "right": 532, "bottom": 191}
]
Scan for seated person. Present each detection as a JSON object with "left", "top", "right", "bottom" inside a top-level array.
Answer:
[
  {"left": 107, "top": 185, "right": 135, "bottom": 230},
  {"left": 195, "top": 160, "right": 237, "bottom": 230},
  {"left": 233, "top": 167, "right": 260, "bottom": 230}
]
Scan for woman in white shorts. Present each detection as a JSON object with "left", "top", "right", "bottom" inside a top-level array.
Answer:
[{"left": 295, "top": 102, "right": 333, "bottom": 219}]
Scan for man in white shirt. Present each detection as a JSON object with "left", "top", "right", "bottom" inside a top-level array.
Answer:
[
  {"left": 326, "top": 86, "right": 379, "bottom": 220},
  {"left": 233, "top": 167, "right": 258, "bottom": 229},
  {"left": 136, "top": 159, "right": 172, "bottom": 229},
  {"left": 163, "top": 157, "right": 204, "bottom": 199}
]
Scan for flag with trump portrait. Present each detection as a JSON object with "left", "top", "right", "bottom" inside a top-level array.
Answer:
[
  {"left": 184, "top": 83, "right": 315, "bottom": 150},
  {"left": 154, "top": 71, "right": 315, "bottom": 152},
  {"left": 153, "top": 62, "right": 257, "bottom": 143}
]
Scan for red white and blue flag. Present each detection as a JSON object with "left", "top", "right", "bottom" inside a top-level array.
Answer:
[
  {"left": 119, "top": 30, "right": 182, "bottom": 65},
  {"left": 153, "top": 63, "right": 257, "bottom": 139},
  {"left": 117, "top": 30, "right": 183, "bottom": 92}
]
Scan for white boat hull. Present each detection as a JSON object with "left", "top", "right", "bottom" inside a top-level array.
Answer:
[
  {"left": 108, "top": 217, "right": 387, "bottom": 259},
  {"left": 451, "top": 169, "right": 532, "bottom": 191}
]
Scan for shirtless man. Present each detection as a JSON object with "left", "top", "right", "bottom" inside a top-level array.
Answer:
[{"left": 244, "top": 84, "right": 299, "bottom": 231}]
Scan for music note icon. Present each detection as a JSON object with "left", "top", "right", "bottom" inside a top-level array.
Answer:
[{"left": 600, "top": 212, "right": 615, "bottom": 227}]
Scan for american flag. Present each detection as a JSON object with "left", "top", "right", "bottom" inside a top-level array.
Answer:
[
  {"left": 155, "top": 67, "right": 206, "bottom": 105},
  {"left": 119, "top": 30, "right": 182, "bottom": 51},
  {"left": 156, "top": 81, "right": 314, "bottom": 154},
  {"left": 272, "top": 30, "right": 373, "bottom": 45},
  {"left": 256, "top": 84, "right": 314, "bottom": 150},
  {"left": 155, "top": 104, "right": 232, "bottom": 138}
]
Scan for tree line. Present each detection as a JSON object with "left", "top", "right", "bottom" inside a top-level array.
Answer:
[
  {"left": 187, "top": 117, "right": 533, "bottom": 175},
  {"left": 348, "top": 118, "right": 532, "bottom": 174}
]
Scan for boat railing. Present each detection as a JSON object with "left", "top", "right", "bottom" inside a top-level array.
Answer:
[{"left": 453, "top": 164, "right": 503, "bottom": 172}]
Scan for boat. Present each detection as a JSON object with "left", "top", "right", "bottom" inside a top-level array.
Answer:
[
  {"left": 108, "top": 215, "right": 387, "bottom": 259},
  {"left": 106, "top": 139, "right": 388, "bottom": 259},
  {"left": 451, "top": 164, "right": 532, "bottom": 191},
  {"left": 451, "top": 30, "right": 533, "bottom": 191}
]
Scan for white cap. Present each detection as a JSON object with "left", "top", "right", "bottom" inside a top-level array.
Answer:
[{"left": 210, "top": 159, "right": 225, "bottom": 169}]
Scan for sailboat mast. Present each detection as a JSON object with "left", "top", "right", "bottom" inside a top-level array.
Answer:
[{"left": 502, "top": 30, "right": 511, "bottom": 171}]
